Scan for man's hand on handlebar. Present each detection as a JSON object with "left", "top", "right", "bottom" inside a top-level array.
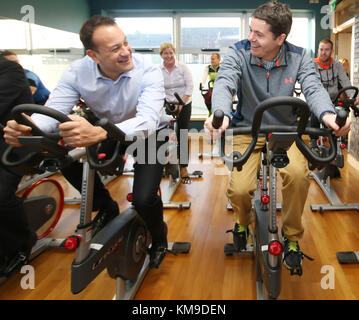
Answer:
[
  {"left": 58, "top": 115, "right": 107, "bottom": 148},
  {"left": 322, "top": 113, "right": 351, "bottom": 137},
  {"left": 204, "top": 113, "right": 230, "bottom": 139},
  {"left": 4, "top": 117, "right": 33, "bottom": 147}
]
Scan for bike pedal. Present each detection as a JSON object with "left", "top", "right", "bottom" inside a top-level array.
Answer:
[{"left": 171, "top": 242, "right": 191, "bottom": 254}]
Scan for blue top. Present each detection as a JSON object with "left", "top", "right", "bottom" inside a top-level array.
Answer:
[
  {"left": 32, "top": 54, "right": 170, "bottom": 137},
  {"left": 24, "top": 69, "right": 50, "bottom": 105}
]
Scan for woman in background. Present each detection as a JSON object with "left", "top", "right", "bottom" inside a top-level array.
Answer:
[{"left": 159, "top": 42, "right": 193, "bottom": 178}]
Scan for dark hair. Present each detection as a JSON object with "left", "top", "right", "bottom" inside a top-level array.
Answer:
[
  {"left": 0, "top": 50, "right": 17, "bottom": 57},
  {"left": 252, "top": 1, "right": 292, "bottom": 39},
  {"left": 80, "top": 15, "right": 117, "bottom": 50},
  {"left": 319, "top": 39, "right": 333, "bottom": 49}
]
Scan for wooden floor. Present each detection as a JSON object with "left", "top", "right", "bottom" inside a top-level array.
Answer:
[{"left": 2, "top": 136, "right": 359, "bottom": 300}]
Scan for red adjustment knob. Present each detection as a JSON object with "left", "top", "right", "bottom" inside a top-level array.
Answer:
[
  {"left": 64, "top": 236, "right": 81, "bottom": 251},
  {"left": 268, "top": 133, "right": 272, "bottom": 139},
  {"left": 268, "top": 241, "right": 282, "bottom": 256},
  {"left": 338, "top": 102, "right": 343, "bottom": 106},
  {"left": 127, "top": 193, "right": 133, "bottom": 203},
  {"left": 261, "top": 195, "right": 270, "bottom": 204},
  {"left": 98, "top": 153, "right": 106, "bottom": 160},
  {"left": 340, "top": 143, "right": 346, "bottom": 149}
]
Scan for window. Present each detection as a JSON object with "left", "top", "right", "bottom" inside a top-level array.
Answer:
[
  {"left": 180, "top": 17, "right": 241, "bottom": 50},
  {"left": 31, "top": 24, "right": 83, "bottom": 50},
  {"left": 0, "top": 19, "right": 29, "bottom": 50},
  {"left": 115, "top": 17, "right": 173, "bottom": 50},
  {"left": 287, "top": 17, "right": 313, "bottom": 54},
  {"left": 0, "top": 18, "right": 83, "bottom": 92},
  {"left": 113, "top": 12, "right": 314, "bottom": 118}
]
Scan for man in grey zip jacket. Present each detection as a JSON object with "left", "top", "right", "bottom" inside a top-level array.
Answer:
[
  {"left": 310, "top": 38, "right": 359, "bottom": 150},
  {"left": 205, "top": 1, "right": 351, "bottom": 275}
]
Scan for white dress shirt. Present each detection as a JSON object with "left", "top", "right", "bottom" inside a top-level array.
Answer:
[
  {"left": 32, "top": 54, "right": 170, "bottom": 137},
  {"left": 160, "top": 61, "right": 193, "bottom": 104}
]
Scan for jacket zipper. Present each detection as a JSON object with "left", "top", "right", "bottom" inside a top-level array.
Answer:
[{"left": 266, "top": 71, "right": 269, "bottom": 93}]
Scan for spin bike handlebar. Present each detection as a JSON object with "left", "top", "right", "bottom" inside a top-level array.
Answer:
[
  {"left": 2, "top": 104, "right": 73, "bottom": 170},
  {"left": 163, "top": 92, "right": 185, "bottom": 116},
  {"left": 212, "top": 96, "right": 345, "bottom": 171},
  {"left": 2, "top": 104, "right": 129, "bottom": 174},
  {"left": 332, "top": 86, "right": 359, "bottom": 117}
]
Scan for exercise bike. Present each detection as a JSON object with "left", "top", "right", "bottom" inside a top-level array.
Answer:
[
  {"left": 213, "top": 96, "right": 342, "bottom": 299},
  {"left": 163, "top": 92, "right": 203, "bottom": 209},
  {"left": 310, "top": 85, "right": 359, "bottom": 213},
  {"left": 1, "top": 129, "right": 85, "bottom": 280},
  {"left": 6, "top": 103, "right": 191, "bottom": 299}
]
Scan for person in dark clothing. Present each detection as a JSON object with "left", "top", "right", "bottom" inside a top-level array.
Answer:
[
  {"left": 0, "top": 56, "right": 37, "bottom": 277},
  {"left": 0, "top": 50, "right": 50, "bottom": 105}
]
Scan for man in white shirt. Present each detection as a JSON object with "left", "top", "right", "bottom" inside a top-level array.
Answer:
[{"left": 4, "top": 15, "right": 170, "bottom": 268}]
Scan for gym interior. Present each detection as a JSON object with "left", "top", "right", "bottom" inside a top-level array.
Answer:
[{"left": 1, "top": 0, "right": 359, "bottom": 302}]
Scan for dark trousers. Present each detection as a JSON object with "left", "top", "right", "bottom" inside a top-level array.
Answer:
[
  {"left": 176, "top": 102, "right": 192, "bottom": 168},
  {"left": 0, "top": 164, "right": 35, "bottom": 261},
  {"left": 61, "top": 131, "right": 166, "bottom": 244},
  {"left": 309, "top": 112, "right": 321, "bottom": 140}
]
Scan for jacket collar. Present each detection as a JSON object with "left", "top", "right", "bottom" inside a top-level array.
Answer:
[
  {"left": 313, "top": 57, "right": 333, "bottom": 70},
  {"left": 250, "top": 42, "right": 287, "bottom": 68}
]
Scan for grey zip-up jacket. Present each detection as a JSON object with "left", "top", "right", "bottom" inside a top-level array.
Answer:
[
  {"left": 313, "top": 57, "right": 351, "bottom": 101},
  {"left": 212, "top": 40, "right": 336, "bottom": 127}
]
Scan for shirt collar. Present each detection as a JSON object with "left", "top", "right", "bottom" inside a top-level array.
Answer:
[
  {"left": 250, "top": 44, "right": 286, "bottom": 68},
  {"left": 161, "top": 60, "right": 178, "bottom": 71},
  {"left": 94, "top": 61, "right": 134, "bottom": 82}
]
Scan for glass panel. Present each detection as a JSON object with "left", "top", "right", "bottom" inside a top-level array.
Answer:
[
  {"left": 31, "top": 24, "right": 83, "bottom": 49},
  {"left": 287, "top": 18, "right": 310, "bottom": 50},
  {"left": 115, "top": 17, "right": 173, "bottom": 49},
  {"left": 181, "top": 17, "right": 241, "bottom": 49},
  {"left": 18, "top": 54, "right": 83, "bottom": 91},
  {"left": 179, "top": 53, "right": 215, "bottom": 116},
  {"left": 0, "top": 19, "right": 29, "bottom": 49}
]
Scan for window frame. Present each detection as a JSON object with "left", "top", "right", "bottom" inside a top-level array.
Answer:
[{"left": 109, "top": 10, "right": 315, "bottom": 118}]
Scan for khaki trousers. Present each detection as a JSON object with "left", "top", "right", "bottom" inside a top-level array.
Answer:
[{"left": 226, "top": 135, "right": 311, "bottom": 241}]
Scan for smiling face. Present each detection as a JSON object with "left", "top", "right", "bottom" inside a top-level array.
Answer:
[
  {"left": 161, "top": 47, "right": 175, "bottom": 67},
  {"left": 248, "top": 17, "right": 286, "bottom": 62},
  {"left": 86, "top": 24, "right": 133, "bottom": 80}
]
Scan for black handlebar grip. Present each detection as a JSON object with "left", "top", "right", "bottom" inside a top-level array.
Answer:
[
  {"left": 97, "top": 118, "right": 127, "bottom": 143},
  {"left": 335, "top": 109, "right": 348, "bottom": 128},
  {"left": 212, "top": 110, "right": 224, "bottom": 129},
  {"left": 174, "top": 92, "right": 185, "bottom": 106}
]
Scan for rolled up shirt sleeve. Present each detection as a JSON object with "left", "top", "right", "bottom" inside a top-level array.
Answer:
[{"left": 117, "top": 65, "right": 166, "bottom": 137}]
